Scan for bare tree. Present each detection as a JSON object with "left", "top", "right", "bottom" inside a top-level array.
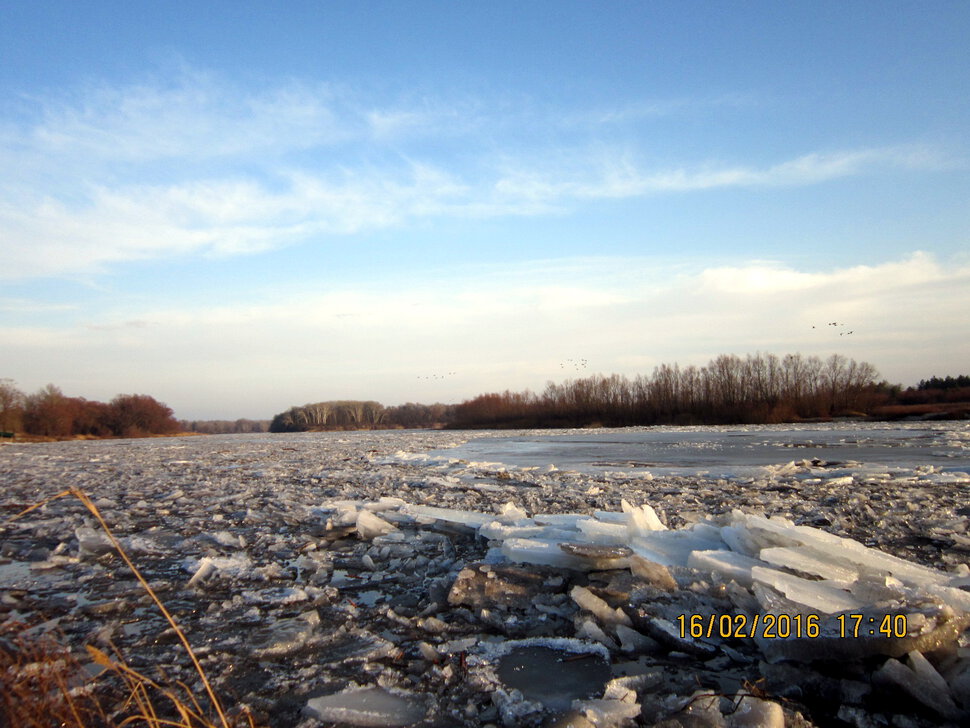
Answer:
[{"left": 0, "top": 379, "right": 25, "bottom": 433}]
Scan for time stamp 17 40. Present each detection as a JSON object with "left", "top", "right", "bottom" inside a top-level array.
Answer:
[{"left": 676, "top": 613, "right": 909, "bottom": 640}]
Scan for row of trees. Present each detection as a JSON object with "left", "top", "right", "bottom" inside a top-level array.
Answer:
[
  {"left": 269, "top": 400, "right": 456, "bottom": 432},
  {"left": 918, "top": 375, "right": 970, "bottom": 390},
  {"left": 901, "top": 375, "right": 970, "bottom": 405},
  {"left": 6, "top": 356, "right": 965, "bottom": 440},
  {"left": 0, "top": 380, "right": 180, "bottom": 438},
  {"left": 451, "top": 353, "right": 884, "bottom": 428},
  {"left": 179, "top": 419, "right": 271, "bottom": 434}
]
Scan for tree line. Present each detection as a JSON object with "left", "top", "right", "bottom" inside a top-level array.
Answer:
[
  {"left": 450, "top": 353, "right": 885, "bottom": 428},
  {"left": 901, "top": 375, "right": 970, "bottom": 405},
  {"left": 0, "top": 380, "right": 179, "bottom": 438},
  {"left": 269, "top": 400, "right": 455, "bottom": 432},
  {"left": 179, "top": 419, "right": 271, "bottom": 434},
  {"left": 4, "top": 355, "right": 966, "bottom": 440}
]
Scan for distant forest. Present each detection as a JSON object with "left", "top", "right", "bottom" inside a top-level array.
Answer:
[
  {"left": 269, "top": 353, "right": 969, "bottom": 432},
  {"left": 3, "top": 354, "right": 968, "bottom": 440},
  {"left": 179, "top": 418, "right": 271, "bottom": 434},
  {"left": 269, "top": 401, "right": 455, "bottom": 432},
  {"left": 0, "top": 381, "right": 179, "bottom": 438}
]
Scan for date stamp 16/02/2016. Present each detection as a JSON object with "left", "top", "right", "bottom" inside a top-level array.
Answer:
[{"left": 676, "top": 613, "right": 909, "bottom": 640}]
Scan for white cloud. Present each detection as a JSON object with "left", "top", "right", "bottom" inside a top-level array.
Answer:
[
  {"left": 0, "top": 297, "right": 76, "bottom": 313},
  {"left": 1, "top": 66, "right": 953, "bottom": 280},
  {"left": 20, "top": 71, "right": 351, "bottom": 163},
  {"left": 493, "top": 145, "right": 946, "bottom": 201},
  {"left": 3, "top": 252, "right": 967, "bottom": 418}
]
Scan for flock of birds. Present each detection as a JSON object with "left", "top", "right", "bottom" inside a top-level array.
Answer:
[
  {"left": 416, "top": 372, "right": 457, "bottom": 380},
  {"left": 415, "top": 360, "right": 591, "bottom": 384},
  {"left": 560, "top": 358, "right": 589, "bottom": 371},
  {"left": 414, "top": 324, "right": 858, "bottom": 388},
  {"left": 813, "top": 322, "right": 854, "bottom": 336}
]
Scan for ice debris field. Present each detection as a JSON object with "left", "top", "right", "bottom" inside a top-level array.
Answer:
[{"left": 1, "top": 422, "right": 969, "bottom": 727}]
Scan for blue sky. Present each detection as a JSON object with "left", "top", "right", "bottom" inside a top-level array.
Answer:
[{"left": 2, "top": 1, "right": 969, "bottom": 419}]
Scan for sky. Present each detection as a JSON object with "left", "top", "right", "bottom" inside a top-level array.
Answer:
[{"left": 2, "top": 1, "right": 969, "bottom": 420}]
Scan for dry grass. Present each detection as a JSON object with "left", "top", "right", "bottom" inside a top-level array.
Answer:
[
  {"left": 0, "top": 621, "right": 111, "bottom": 727},
  {"left": 3, "top": 488, "right": 259, "bottom": 728}
]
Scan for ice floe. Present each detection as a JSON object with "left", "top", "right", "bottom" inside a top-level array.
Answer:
[{"left": 1, "top": 423, "right": 968, "bottom": 726}]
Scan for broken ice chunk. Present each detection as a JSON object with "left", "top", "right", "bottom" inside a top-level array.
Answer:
[
  {"left": 629, "top": 555, "right": 678, "bottom": 592},
  {"left": 571, "top": 586, "right": 632, "bottom": 627},
  {"left": 688, "top": 550, "right": 767, "bottom": 588},
  {"left": 592, "top": 510, "right": 629, "bottom": 524},
  {"left": 400, "top": 504, "right": 493, "bottom": 529},
  {"left": 577, "top": 618, "right": 618, "bottom": 650},
  {"left": 183, "top": 553, "right": 253, "bottom": 586},
  {"left": 636, "top": 616, "right": 718, "bottom": 658},
  {"left": 576, "top": 518, "right": 631, "bottom": 546},
  {"left": 614, "top": 624, "right": 658, "bottom": 654},
  {"left": 480, "top": 520, "right": 565, "bottom": 541},
  {"left": 750, "top": 566, "right": 862, "bottom": 613},
  {"left": 497, "top": 501, "right": 529, "bottom": 523},
  {"left": 252, "top": 611, "right": 320, "bottom": 657},
  {"left": 534, "top": 513, "right": 590, "bottom": 528},
  {"left": 204, "top": 530, "right": 246, "bottom": 549},
  {"left": 669, "top": 690, "right": 722, "bottom": 725},
  {"left": 559, "top": 543, "right": 633, "bottom": 571},
  {"left": 631, "top": 529, "right": 722, "bottom": 567},
  {"left": 304, "top": 686, "right": 428, "bottom": 727},
  {"left": 621, "top": 499, "right": 666, "bottom": 535},
  {"left": 318, "top": 626, "right": 398, "bottom": 663},
  {"left": 873, "top": 650, "right": 961, "bottom": 720},
  {"left": 758, "top": 546, "right": 858, "bottom": 584},
  {"left": 362, "top": 497, "right": 408, "bottom": 512},
  {"left": 186, "top": 557, "right": 217, "bottom": 587},
  {"left": 448, "top": 562, "right": 555, "bottom": 609},
  {"left": 572, "top": 698, "right": 641, "bottom": 726},
  {"left": 76, "top": 526, "right": 113, "bottom": 558},
  {"left": 501, "top": 538, "right": 587, "bottom": 569},
  {"left": 356, "top": 510, "right": 397, "bottom": 540},
  {"left": 726, "top": 691, "right": 785, "bottom": 728}
]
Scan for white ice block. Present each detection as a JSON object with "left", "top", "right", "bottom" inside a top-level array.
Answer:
[
  {"left": 356, "top": 510, "right": 397, "bottom": 540},
  {"left": 687, "top": 550, "right": 767, "bottom": 588},
  {"left": 573, "top": 698, "right": 642, "bottom": 726},
  {"left": 577, "top": 518, "right": 631, "bottom": 545},
  {"left": 571, "top": 585, "right": 632, "bottom": 627},
  {"left": 750, "top": 566, "right": 862, "bottom": 613},
  {"left": 305, "top": 687, "right": 428, "bottom": 727},
  {"left": 727, "top": 692, "right": 785, "bottom": 728},
  {"left": 479, "top": 520, "right": 543, "bottom": 541},
  {"left": 631, "top": 531, "right": 723, "bottom": 568},
  {"left": 759, "top": 546, "right": 858, "bottom": 585},
  {"left": 533, "top": 513, "right": 590, "bottom": 528},
  {"left": 401, "top": 504, "right": 494, "bottom": 528},
  {"left": 501, "top": 538, "right": 586, "bottom": 569},
  {"left": 497, "top": 501, "right": 529, "bottom": 523},
  {"left": 621, "top": 499, "right": 667, "bottom": 535}
]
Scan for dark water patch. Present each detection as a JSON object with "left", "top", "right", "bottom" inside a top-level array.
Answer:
[{"left": 496, "top": 645, "right": 610, "bottom": 711}]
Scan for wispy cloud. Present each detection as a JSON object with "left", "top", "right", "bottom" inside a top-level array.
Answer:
[
  {"left": 0, "top": 297, "right": 76, "bottom": 313},
  {"left": 0, "top": 66, "right": 952, "bottom": 280},
  {"left": 14, "top": 71, "right": 351, "bottom": 164},
  {"left": 492, "top": 145, "right": 947, "bottom": 201}
]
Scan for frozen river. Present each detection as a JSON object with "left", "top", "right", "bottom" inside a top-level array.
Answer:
[
  {"left": 2, "top": 422, "right": 969, "bottom": 726},
  {"left": 432, "top": 422, "right": 970, "bottom": 478}
]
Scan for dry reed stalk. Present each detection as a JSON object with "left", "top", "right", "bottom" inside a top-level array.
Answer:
[
  {"left": 6, "top": 487, "right": 257, "bottom": 728},
  {"left": 0, "top": 621, "right": 111, "bottom": 727}
]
